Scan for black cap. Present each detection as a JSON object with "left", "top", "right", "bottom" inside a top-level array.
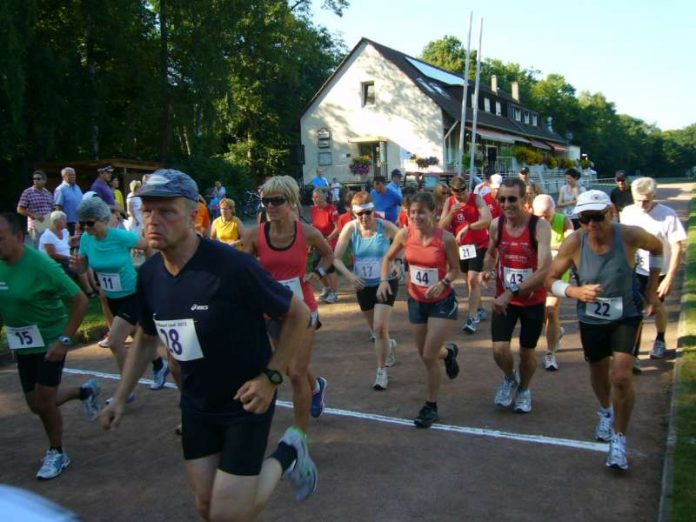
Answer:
[
  {"left": 391, "top": 169, "right": 403, "bottom": 178},
  {"left": 519, "top": 167, "right": 530, "bottom": 174}
]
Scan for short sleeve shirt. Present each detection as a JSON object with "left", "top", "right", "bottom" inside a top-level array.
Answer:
[
  {"left": 0, "top": 248, "right": 81, "bottom": 353},
  {"left": 90, "top": 178, "right": 116, "bottom": 205},
  {"left": 311, "top": 176, "right": 329, "bottom": 189},
  {"left": 17, "top": 187, "right": 54, "bottom": 231},
  {"left": 39, "top": 229, "right": 71, "bottom": 258},
  {"left": 53, "top": 182, "right": 84, "bottom": 223},
  {"left": 79, "top": 228, "right": 139, "bottom": 297},
  {"left": 370, "top": 188, "right": 403, "bottom": 223},
  {"left": 137, "top": 239, "right": 292, "bottom": 419}
]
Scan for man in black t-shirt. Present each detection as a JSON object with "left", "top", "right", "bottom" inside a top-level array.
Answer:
[
  {"left": 610, "top": 171, "right": 634, "bottom": 219},
  {"left": 101, "top": 169, "right": 318, "bottom": 520}
]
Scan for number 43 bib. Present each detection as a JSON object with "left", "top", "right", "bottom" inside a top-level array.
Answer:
[{"left": 154, "top": 318, "right": 204, "bottom": 361}]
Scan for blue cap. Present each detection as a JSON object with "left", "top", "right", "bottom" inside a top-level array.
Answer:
[{"left": 139, "top": 169, "right": 199, "bottom": 201}]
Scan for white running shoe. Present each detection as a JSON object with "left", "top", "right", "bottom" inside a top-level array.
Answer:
[
  {"left": 36, "top": 449, "right": 71, "bottom": 480},
  {"left": 513, "top": 388, "right": 532, "bottom": 413},
  {"left": 650, "top": 339, "right": 666, "bottom": 359},
  {"left": 323, "top": 292, "right": 338, "bottom": 304},
  {"left": 281, "top": 427, "right": 318, "bottom": 501},
  {"left": 544, "top": 352, "right": 559, "bottom": 371},
  {"left": 373, "top": 368, "right": 388, "bottom": 390},
  {"left": 632, "top": 358, "right": 643, "bottom": 375},
  {"left": 494, "top": 374, "right": 519, "bottom": 408},
  {"left": 476, "top": 307, "right": 488, "bottom": 322},
  {"left": 385, "top": 339, "right": 397, "bottom": 367},
  {"left": 319, "top": 287, "right": 330, "bottom": 299},
  {"left": 81, "top": 379, "right": 101, "bottom": 421},
  {"left": 462, "top": 316, "right": 477, "bottom": 334},
  {"left": 559, "top": 326, "right": 565, "bottom": 341},
  {"left": 606, "top": 433, "right": 628, "bottom": 470},
  {"left": 150, "top": 359, "right": 170, "bottom": 390},
  {"left": 369, "top": 330, "right": 376, "bottom": 342},
  {"left": 595, "top": 410, "right": 614, "bottom": 442},
  {"left": 97, "top": 333, "right": 110, "bottom": 348}
]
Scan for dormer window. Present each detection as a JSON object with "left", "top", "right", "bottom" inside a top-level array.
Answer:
[
  {"left": 524, "top": 111, "right": 530, "bottom": 124},
  {"left": 513, "top": 106, "right": 521, "bottom": 121},
  {"left": 495, "top": 101, "right": 502, "bottom": 116},
  {"left": 532, "top": 114, "right": 538, "bottom": 126},
  {"left": 484, "top": 98, "right": 491, "bottom": 112},
  {"left": 362, "top": 82, "right": 375, "bottom": 106}
]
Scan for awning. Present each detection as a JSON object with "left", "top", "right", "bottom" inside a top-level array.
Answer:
[
  {"left": 469, "top": 127, "right": 518, "bottom": 144},
  {"left": 530, "top": 140, "right": 552, "bottom": 150},
  {"left": 348, "top": 136, "right": 389, "bottom": 143},
  {"left": 546, "top": 142, "right": 569, "bottom": 152}
]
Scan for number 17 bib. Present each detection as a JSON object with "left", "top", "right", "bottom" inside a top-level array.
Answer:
[{"left": 154, "top": 318, "right": 204, "bottom": 361}]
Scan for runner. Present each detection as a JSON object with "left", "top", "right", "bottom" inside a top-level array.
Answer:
[
  {"left": 378, "top": 191, "right": 460, "bottom": 428},
  {"left": 0, "top": 212, "right": 100, "bottom": 480},
  {"left": 243, "top": 175, "right": 333, "bottom": 431},
  {"left": 439, "top": 175, "right": 492, "bottom": 334},
  {"left": 100, "top": 170, "right": 318, "bottom": 520},
  {"left": 310, "top": 187, "right": 340, "bottom": 303},
  {"left": 481, "top": 178, "right": 552, "bottom": 414},
  {"left": 73, "top": 197, "right": 169, "bottom": 396},
  {"left": 546, "top": 189, "right": 663, "bottom": 470},
  {"left": 532, "top": 194, "right": 573, "bottom": 371},
  {"left": 333, "top": 191, "right": 401, "bottom": 390}
]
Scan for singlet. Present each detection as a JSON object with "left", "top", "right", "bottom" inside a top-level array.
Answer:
[
  {"left": 576, "top": 223, "right": 642, "bottom": 324},
  {"left": 550, "top": 212, "right": 571, "bottom": 283},
  {"left": 405, "top": 226, "right": 452, "bottom": 303},
  {"left": 212, "top": 216, "right": 241, "bottom": 244},
  {"left": 351, "top": 219, "right": 393, "bottom": 287},
  {"left": 257, "top": 221, "right": 318, "bottom": 312},
  {"left": 447, "top": 194, "right": 488, "bottom": 248},
  {"left": 495, "top": 215, "right": 546, "bottom": 306},
  {"left": 482, "top": 192, "right": 501, "bottom": 220}
]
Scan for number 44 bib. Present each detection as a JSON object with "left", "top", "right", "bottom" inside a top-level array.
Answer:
[
  {"left": 154, "top": 318, "right": 204, "bottom": 361},
  {"left": 410, "top": 265, "right": 438, "bottom": 287}
]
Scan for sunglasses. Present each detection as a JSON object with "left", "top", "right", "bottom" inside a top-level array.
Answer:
[
  {"left": 33, "top": 177, "right": 44, "bottom": 181},
  {"left": 451, "top": 187, "right": 466, "bottom": 193},
  {"left": 355, "top": 210, "right": 373, "bottom": 217},
  {"left": 79, "top": 220, "right": 95, "bottom": 228},
  {"left": 497, "top": 196, "right": 519, "bottom": 203},
  {"left": 578, "top": 211, "right": 608, "bottom": 224},
  {"left": 261, "top": 196, "right": 287, "bottom": 207}
]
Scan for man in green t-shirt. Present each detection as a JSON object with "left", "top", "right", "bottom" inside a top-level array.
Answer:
[{"left": 0, "top": 212, "right": 100, "bottom": 480}]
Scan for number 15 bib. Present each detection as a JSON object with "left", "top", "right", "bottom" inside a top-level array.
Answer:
[{"left": 154, "top": 318, "right": 204, "bottom": 361}]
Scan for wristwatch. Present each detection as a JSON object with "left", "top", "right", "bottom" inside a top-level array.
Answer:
[
  {"left": 441, "top": 277, "right": 451, "bottom": 287},
  {"left": 58, "top": 336, "right": 74, "bottom": 347},
  {"left": 263, "top": 368, "right": 284, "bottom": 386},
  {"left": 314, "top": 266, "right": 327, "bottom": 278},
  {"left": 508, "top": 283, "right": 521, "bottom": 297}
]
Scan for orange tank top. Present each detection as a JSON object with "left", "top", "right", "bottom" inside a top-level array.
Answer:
[{"left": 405, "top": 226, "right": 452, "bottom": 303}]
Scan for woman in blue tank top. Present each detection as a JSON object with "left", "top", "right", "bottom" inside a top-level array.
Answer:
[{"left": 333, "top": 191, "right": 401, "bottom": 390}]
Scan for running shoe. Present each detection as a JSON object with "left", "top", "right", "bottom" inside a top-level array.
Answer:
[
  {"left": 319, "top": 287, "right": 330, "bottom": 300},
  {"left": 494, "top": 374, "right": 519, "bottom": 408},
  {"left": 36, "top": 449, "right": 71, "bottom": 480},
  {"left": 81, "top": 379, "right": 101, "bottom": 421},
  {"left": 544, "top": 352, "right": 559, "bottom": 372},
  {"left": 369, "top": 330, "right": 376, "bottom": 342},
  {"left": 174, "top": 424, "right": 182, "bottom": 436},
  {"left": 150, "top": 359, "right": 170, "bottom": 390},
  {"left": 513, "top": 388, "right": 532, "bottom": 413},
  {"left": 385, "top": 339, "right": 397, "bottom": 367},
  {"left": 462, "top": 316, "right": 477, "bottom": 334},
  {"left": 650, "top": 339, "right": 666, "bottom": 359},
  {"left": 414, "top": 403, "right": 439, "bottom": 428},
  {"left": 476, "top": 307, "right": 488, "bottom": 323},
  {"left": 323, "top": 292, "right": 339, "bottom": 304},
  {"left": 281, "top": 427, "right": 318, "bottom": 501},
  {"left": 632, "top": 358, "right": 643, "bottom": 375},
  {"left": 310, "top": 377, "right": 327, "bottom": 418},
  {"left": 606, "top": 432, "right": 629, "bottom": 470},
  {"left": 559, "top": 326, "right": 565, "bottom": 341},
  {"left": 373, "top": 368, "right": 388, "bottom": 390},
  {"left": 105, "top": 392, "right": 136, "bottom": 406},
  {"left": 444, "top": 342, "right": 460, "bottom": 379},
  {"left": 97, "top": 332, "right": 110, "bottom": 348},
  {"left": 595, "top": 410, "right": 614, "bottom": 442}
]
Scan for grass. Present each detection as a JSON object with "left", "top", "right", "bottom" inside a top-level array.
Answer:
[{"left": 672, "top": 185, "right": 696, "bottom": 520}]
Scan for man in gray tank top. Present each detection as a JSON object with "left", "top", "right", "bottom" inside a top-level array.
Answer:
[{"left": 544, "top": 190, "right": 663, "bottom": 471}]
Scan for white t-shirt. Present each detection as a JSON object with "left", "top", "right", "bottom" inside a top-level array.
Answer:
[
  {"left": 473, "top": 182, "right": 490, "bottom": 196},
  {"left": 558, "top": 184, "right": 586, "bottom": 217},
  {"left": 331, "top": 182, "right": 341, "bottom": 201},
  {"left": 38, "top": 228, "right": 71, "bottom": 258},
  {"left": 620, "top": 203, "right": 686, "bottom": 276}
]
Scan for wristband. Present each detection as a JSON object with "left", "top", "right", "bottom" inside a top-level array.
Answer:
[
  {"left": 314, "top": 266, "right": 327, "bottom": 278},
  {"left": 650, "top": 256, "right": 663, "bottom": 271},
  {"left": 441, "top": 277, "right": 451, "bottom": 287},
  {"left": 551, "top": 280, "right": 570, "bottom": 298}
]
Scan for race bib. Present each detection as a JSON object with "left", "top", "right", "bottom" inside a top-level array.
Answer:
[
  {"left": 410, "top": 265, "right": 438, "bottom": 287},
  {"left": 7, "top": 325, "right": 45, "bottom": 350},
  {"left": 97, "top": 272, "right": 123, "bottom": 292},
  {"left": 354, "top": 257, "right": 381, "bottom": 280},
  {"left": 458, "top": 244, "right": 477, "bottom": 260},
  {"left": 503, "top": 267, "right": 533, "bottom": 288},
  {"left": 586, "top": 297, "right": 623, "bottom": 321},
  {"left": 278, "top": 277, "right": 304, "bottom": 301},
  {"left": 154, "top": 318, "right": 204, "bottom": 361}
]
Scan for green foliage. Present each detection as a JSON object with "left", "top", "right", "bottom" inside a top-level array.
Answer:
[
  {"left": 545, "top": 156, "right": 558, "bottom": 169},
  {"left": 513, "top": 146, "right": 543, "bottom": 165}
]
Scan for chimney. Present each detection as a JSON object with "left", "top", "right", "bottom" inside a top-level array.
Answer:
[
  {"left": 511, "top": 81, "right": 519, "bottom": 101},
  {"left": 491, "top": 74, "right": 498, "bottom": 92},
  {"left": 547, "top": 116, "right": 553, "bottom": 132}
]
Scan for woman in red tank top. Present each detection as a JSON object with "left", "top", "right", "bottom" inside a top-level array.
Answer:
[
  {"left": 243, "top": 175, "right": 334, "bottom": 435},
  {"left": 439, "top": 176, "right": 492, "bottom": 334},
  {"left": 378, "top": 192, "right": 461, "bottom": 429}
]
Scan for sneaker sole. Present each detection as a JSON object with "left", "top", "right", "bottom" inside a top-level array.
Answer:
[
  {"left": 606, "top": 462, "right": 628, "bottom": 471},
  {"left": 37, "top": 459, "right": 71, "bottom": 480},
  {"left": 649, "top": 353, "right": 666, "bottom": 360},
  {"left": 514, "top": 406, "right": 532, "bottom": 414},
  {"left": 544, "top": 365, "right": 559, "bottom": 372},
  {"left": 372, "top": 384, "right": 387, "bottom": 391},
  {"left": 414, "top": 417, "right": 438, "bottom": 428}
]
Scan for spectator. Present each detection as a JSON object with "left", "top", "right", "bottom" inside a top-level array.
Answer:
[
  {"left": 125, "top": 180, "right": 143, "bottom": 236},
  {"left": 16, "top": 169, "right": 54, "bottom": 247},
  {"left": 195, "top": 195, "right": 211, "bottom": 238},
  {"left": 370, "top": 175, "right": 402, "bottom": 223},
  {"left": 518, "top": 166, "right": 542, "bottom": 206},
  {"left": 311, "top": 168, "right": 329, "bottom": 190},
  {"left": 330, "top": 177, "right": 342, "bottom": 204},
  {"left": 211, "top": 180, "right": 227, "bottom": 199},
  {"left": 387, "top": 169, "right": 403, "bottom": 198},
  {"left": 211, "top": 198, "right": 246, "bottom": 248},
  {"left": 110, "top": 176, "right": 125, "bottom": 212},
  {"left": 53, "top": 167, "right": 83, "bottom": 235},
  {"left": 90, "top": 165, "right": 116, "bottom": 206},
  {"left": 610, "top": 171, "right": 634, "bottom": 218}
]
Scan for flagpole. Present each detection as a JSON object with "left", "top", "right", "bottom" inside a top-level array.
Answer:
[
  {"left": 457, "top": 11, "right": 473, "bottom": 176},
  {"left": 468, "top": 18, "right": 483, "bottom": 192}
]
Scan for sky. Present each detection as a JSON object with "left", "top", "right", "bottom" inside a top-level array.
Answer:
[{"left": 311, "top": 0, "right": 695, "bottom": 131}]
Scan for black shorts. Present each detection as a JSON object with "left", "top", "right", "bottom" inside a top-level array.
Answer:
[
  {"left": 458, "top": 247, "right": 486, "bottom": 273},
  {"left": 105, "top": 293, "right": 138, "bottom": 325},
  {"left": 181, "top": 406, "right": 275, "bottom": 476},
  {"left": 16, "top": 352, "right": 66, "bottom": 393},
  {"left": 579, "top": 317, "right": 643, "bottom": 363},
  {"left": 407, "top": 292, "right": 458, "bottom": 324},
  {"left": 357, "top": 280, "right": 399, "bottom": 311},
  {"left": 636, "top": 273, "right": 666, "bottom": 302},
  {"left": 491, "top": 302, "right": 545, "bottom": 348}
]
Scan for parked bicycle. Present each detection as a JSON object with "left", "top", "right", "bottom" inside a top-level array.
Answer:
[{"left": 239, "top": 190, "right": 263, "bottom": 219}]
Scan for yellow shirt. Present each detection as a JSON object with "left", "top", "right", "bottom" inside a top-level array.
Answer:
[{"left": 212, "top": 216, "right": 242, "bottom": 245}]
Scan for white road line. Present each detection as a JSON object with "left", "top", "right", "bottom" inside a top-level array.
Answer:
[{"left": 64, "top": 367, "right": 607, "bottom": 453}]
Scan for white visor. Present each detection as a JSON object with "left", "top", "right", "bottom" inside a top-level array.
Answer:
[{"left": 352, "top": 203, "right": 375, "bottom": 213}]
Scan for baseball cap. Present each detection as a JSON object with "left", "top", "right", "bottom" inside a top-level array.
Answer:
[
  {"left": 490, "top": 174, "right": 503, "bottom": 188},
  {"left": 139, "top": 169, "right": 199, "bottom": 201},
  {"left": 391, "top": 169, "right": 403, "bottom": 178},
  {"left": 519, "top": 166, "right": 530, "bottom": 175},
  {"left": 573, "top": 190, "right": 611, "bottom": 214},
  {"left": 98, "top": 165, "right": 113, "bottom": 173},
  {"left": 615, "top": 170, "right": 627, "bottom": 180}
]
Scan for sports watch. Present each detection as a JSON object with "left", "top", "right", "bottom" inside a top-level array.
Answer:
[
  {"left": 508, "top": 283, "right": 521, "bottom": 297},
  {"left": 314, "top": 266, "right": 327, "bottom": 278},
  {"left": 263, "top": 368, "right": 284, "bottom": 386},
  {"left": 58, "top": 336, "right": 74, "bottom": 347}
]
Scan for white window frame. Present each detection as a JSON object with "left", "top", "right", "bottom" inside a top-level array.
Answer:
[
  {"left": 362, "top": 81, "right": 375, "bottom": 107},
  {"left": 495, "top": 101, "right": 502, "bottom": 116},
  {"left": 532, "top": 114, "right": 538, "bottom": 126},
  {"left": 484, "top": 97, "right": 491, "bottom": 112},
  {"left": 524, "top": 111, "right": 530, "bottom": 124}
]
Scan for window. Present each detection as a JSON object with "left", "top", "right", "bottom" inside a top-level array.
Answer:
[
  {"left": 362, "top": 82, "right": 375, "bottom": 106},
  {"left": 470, "top": 93, "right": 477, "bottom": 108},
  {"left": 495, "top": 101, "right": 502, "bottom": 116},
  {"left": 532, "top": 114, "right": 538, "bottom": 126},
  {"left": 513, "top": 107, "right": 522, "bottom": 121},
  {"left": 524, "top": 111, "right": 530, "bottom": 124},
  {"left": 484, "top": 97, "right": 491, "bottom": 112}
]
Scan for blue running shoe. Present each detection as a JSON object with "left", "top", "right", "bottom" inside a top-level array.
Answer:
[
  {"left": 281, "top": 427, "right": 318, "bottom": 501},
  {"left": 150, "top": 359, "right": 170, "bottom": 390},
  {"left": 81, "top": 379, "right": 101, "bottom": 421},
  {"left": 310, "top": 377, "right": 327, "bottom": 418},
  {"left": 36, "top": 449, "right": 70, "bottom": 480}
]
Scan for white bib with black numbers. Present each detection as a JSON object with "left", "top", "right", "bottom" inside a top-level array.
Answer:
[
  {"left": 7, "top": 325, "right": 45, "bottom": 350},
  {"left": 353, "top": 257, "right": 381, "bottom": 280},
  {"left": 96, "top": 272, "right": 123, "bottom": 292},
  {"left": 458, "top": 244, "right": 477, "bottom": 260},
  {"left": 503, "top": 267, "right": 533, "bottom": 288},
  {"left": 154, "top": 318, "right": 204, "bottom": 361},
  {"left": 586, "top": 297, "right": 623, "bottom": 321},
  {"left": 410, "top": 265, "right": 438, "bottom": 287},
  {"left": 278, "top": 277, "right": 304, "bottom": 301}
]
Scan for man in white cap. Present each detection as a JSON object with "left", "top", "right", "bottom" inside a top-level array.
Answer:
[{"left": 545, "top": 189, "right": 663, "bottom": 471}]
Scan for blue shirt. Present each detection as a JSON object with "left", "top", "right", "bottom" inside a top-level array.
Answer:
[
  {"left": 79, "top": 228, "right": 139, "bottom": 298},
  {"left": 53, "top": 182, "right": 83, "bottom": 223},
  {"left": 387, "top": 181, "right": 403, "bottom": 198},
  {"left": 370, "top": 188, "right": 402, "bottom": 223},
  {"left": 311, "top": 176, "right": 329, "bottom": 188},
  {"left": 90, "top": 178, "right": 115, "bottom": 205}
]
